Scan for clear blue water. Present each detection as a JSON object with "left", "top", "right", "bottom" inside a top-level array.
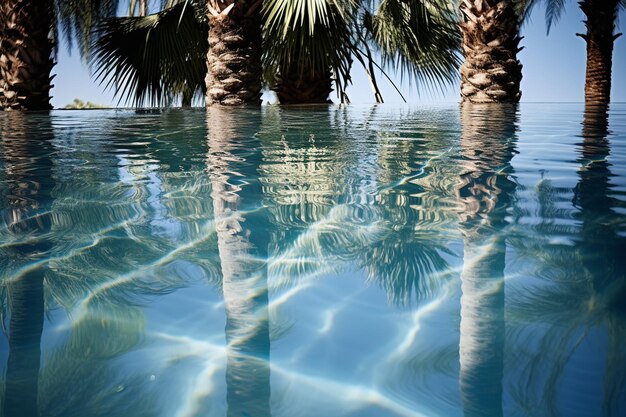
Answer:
[{"left": 0, "top": 104, "right": 625, "bottom": 417}]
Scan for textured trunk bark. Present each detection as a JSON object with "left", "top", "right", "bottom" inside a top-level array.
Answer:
[
  {"left": 274, "top": 65, "right": 333, "bottom": 105},
  {"left": 0, "top": 0, "right": 54, "bottom": 110},
  {"left": 579, "top": 0, "right": 620, "bottom": 107},
  {"left": 459, "top": 0, "right": 522, "bottom": 103},
  {"left": 457, "top": 103, "right": 518, "bottom": 417},
  {"left": 206, "top": 108, "right": 271, "bottom": 417},
  {"left": 181, "top": 89, "right": 193, "bottom": 108},
  {"left": 205, "top": 1, "right": 263, "bottom": 106}
]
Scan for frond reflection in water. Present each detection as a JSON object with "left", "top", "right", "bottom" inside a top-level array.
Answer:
[
  {"left": 457, "top": 103, "right": 519, "bottom": 417},
  {"left": 38, "top": 304, "right": 150, "bottom": 417},
  {"left": 1, "top": 110, "right": 223, "bottom": 417},
  {"left": 207, "top": 107, "right": 271, "bottom": 417},
  {"left": 259, "top": 106, "right": 457, "bottom": 307},
  {"left": 507, "top": 104, "right": 626, "bottom": 417},
  {"left": 3, "top": 105, "right": 624, "bottom": 417}
]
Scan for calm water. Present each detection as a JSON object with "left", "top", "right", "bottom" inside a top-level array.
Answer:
[{"left": 0, "top": 104, "right": 625, "bottom": 417}]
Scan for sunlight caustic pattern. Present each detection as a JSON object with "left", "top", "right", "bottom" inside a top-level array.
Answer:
[{"left": 1, "top": 105, "right": 625, "bottom": 417}]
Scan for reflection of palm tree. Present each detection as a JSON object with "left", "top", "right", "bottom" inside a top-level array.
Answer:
[
  {"left": 0, "top": 112, "right": 55, "bottom": 417},
  {"left": 509, "top": 105, "right": 626, "bottom": 416},
  {"left": 258, "top": 106, "right": 354, "bottom": 277},
  {"left": 576, "top": 105, "right": 626, "bottom": 308},
  {"left": 259, "top": 107, "right": 457, "bottom": 305},
  {"left": 457, "top": 103, "right": 518, "bottom": 417},
  {"left": 37, "top": 303, "right": 148, "bottom": 417},
  {"left": 1, "top": 111, "right": 207, "bottom": 416},
  {"left": 362, "top": 125, "right": 458, "bottom": 306},
  {"left": 206, "top": 108, "right": 271, "bottom": 417}
]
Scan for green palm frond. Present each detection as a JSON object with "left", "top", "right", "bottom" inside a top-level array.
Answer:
[
  {"left": 365, "top": 0, "right": 461, "bottom": 92},
  {"left": 90, "top": 1, "right": 207, "bottom": 107},
  {"left": 53, "top": 0, "right": 120, "bottom": 56},
  {"left": 262, "top": 0, "right": 358, "bottom": 90},
  {"left": 521, "top": 0, "right": 566, "bottom": 33},
  {"left": 263, "top": 0, "right": 460, "bottom": 101},
  {"left": 521, "top": 0, "right": 625, "bottom": 33},
  {"left": 544, "top": 0, "right": 566, "bottom": 33}
]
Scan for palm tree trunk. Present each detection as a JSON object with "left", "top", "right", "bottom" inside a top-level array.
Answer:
[
  {"left": 205, "top": 0, "right": 263, "bottom": 106},
  {"left": 578, "top": 0, "right": 621, "bottom": 107},
  {"left": 181, "top": 89, "right": 193, "bottom": 108},
  {"left": 457, "top": 103, "right": 518, "bottom": 416},
  {"left": 206, "top": 108, "right": 271, "bottom": 416},
  {"left": 459, "top": 0, "right": 522, "bottom": 103},
  {"left": 0, "top": 0, "right": 54, "bottom": 110},
  {"left": 274, "top": 65, "right": 333, "bottom": 105}
]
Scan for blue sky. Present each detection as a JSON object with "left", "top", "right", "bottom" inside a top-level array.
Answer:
[{"left": 50, "top": 3, "right": 626, "bottom": 108}]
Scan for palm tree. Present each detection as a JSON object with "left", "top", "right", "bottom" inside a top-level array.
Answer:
[
  {"left": 91, "top": 0, "right": 262, "bottom": 106},
  {"left": 0, "top": 1, "right": 55, "bottom": 110},
  {"left": 459, "top": 0, "right": 523, "bottom": 103},
  {"left": 524, "top": 0, "right": 625, "bottom": 107},
  {"left": 457, "top": 103, "right": 519, "bottom": 416},
  {"left": 0, "top": 0, "right": 119, "bottom": 110},
  {"left": 91, "top": 1, "right": 207, "bottom": 107},
  {"left": 578, "top": 0, "right": 623, "bottom": 106},
  {"left": 91, "top": 0, "right": 460, "bottom": 106},
  {"left": 263, "top": 0, "right": 461, "bottom": 104},
  {"left": 205, "top": 0, "right": 263, "bottom": 106},
  {"left": 262, "top": 0, "right": 356, "bottom": 104}
]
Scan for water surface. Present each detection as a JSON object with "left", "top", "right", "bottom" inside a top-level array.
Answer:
[{"left": 1, "top": 104, "right": 625, "bottom": 417}]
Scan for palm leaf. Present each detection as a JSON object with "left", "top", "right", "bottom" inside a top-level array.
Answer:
[
  {"left": 90, "top": 1, "right": 207, "bottom": 107},
  {"left": 262, "top": 0, "right": 359, "bottom": 95},
  {"left": 364, "top": 0, "right": 461, "bottom": 92},
  {"left": 53, "top": 0, "right": 120, "bottom": 57}
]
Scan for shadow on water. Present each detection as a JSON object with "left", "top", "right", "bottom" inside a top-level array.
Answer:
[
  {"left": 457, "top": 103, "right": 519, "bottom": 417},
  {"left": 206, "top": 108, "right": 272, "bottom": 417},
  {"left": 0, "top": 112, "right": 55, "bottom": 417}
]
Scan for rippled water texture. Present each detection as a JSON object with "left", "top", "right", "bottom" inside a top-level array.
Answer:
[{"left": 1, "top": 104, "right": 625, "bottom": 417}]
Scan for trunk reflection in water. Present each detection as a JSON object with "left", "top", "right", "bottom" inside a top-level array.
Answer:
[
  {"left": 507, "top": 104, "right": 626, "bottom": 416},
  {"left": 0, "top": 105, "right": 624, "bottom": 417},
  {"left": 576, "top": 104, "right": 626, "bottom": 417},
  {"left": 0, "top": 113, "right": 55, "bottom": 417},
  {"left": 206, "top": 108, "right": 271, "bottom": 417},
  {"left": 457, "top": 103, "right": 518, "bottom": 417}
]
